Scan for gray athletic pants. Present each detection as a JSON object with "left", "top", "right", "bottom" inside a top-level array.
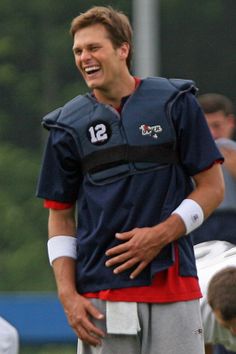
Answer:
[{"left": 77, "top": 299, "right": 205, "bottom": 354}]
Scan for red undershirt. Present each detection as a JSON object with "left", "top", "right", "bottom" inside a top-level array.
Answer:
[{"left": 44, "top": 76, "right": 202, "bottom": 303}]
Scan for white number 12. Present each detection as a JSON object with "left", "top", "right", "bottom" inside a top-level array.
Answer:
[{"left": 89, "top": 124, "right": 108, "bottom": 143}]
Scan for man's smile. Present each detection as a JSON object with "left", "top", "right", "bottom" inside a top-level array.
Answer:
[{"left": 84, "top": 65, "right": 101, "bottom": 76}]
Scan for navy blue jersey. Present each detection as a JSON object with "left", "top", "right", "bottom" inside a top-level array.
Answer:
[{"left": 37, "top": 91, "right": 223, "bottom": 293}]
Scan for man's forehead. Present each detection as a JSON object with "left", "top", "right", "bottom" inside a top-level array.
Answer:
[
  {"left": 74, "top": 24, "right": 109, "bottom": 40},
  {"left": 73, "top": 31, "right": 110, "bottom": 49}
]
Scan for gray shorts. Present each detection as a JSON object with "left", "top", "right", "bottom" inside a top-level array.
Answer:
[{"left": 77, "top": 299, "right": 204, "bottom": 354}]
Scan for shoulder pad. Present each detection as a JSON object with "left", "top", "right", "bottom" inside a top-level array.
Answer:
[
  {"left": 41, "top": 94, "right": 91, "bottom": 130},
  {"left": 42, "top": 107, "right": 62, "bottom": 129},
  {"left": 169, "top": 78, "right": 198, "bottom": 95}
]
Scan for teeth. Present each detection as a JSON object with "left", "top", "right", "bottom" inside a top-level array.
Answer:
[{"left": 84, "top": 66, "right": 100, "bottom": 73}]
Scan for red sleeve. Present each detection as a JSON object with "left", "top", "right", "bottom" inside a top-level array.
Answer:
[{"left": 44, "top": 199, "right": 74, "bottom": 210}]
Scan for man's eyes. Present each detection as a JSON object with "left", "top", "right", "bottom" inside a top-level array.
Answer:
[
  {"left": 73, "top": 48, "right": 82, "bottom": 55},
  {"left": 90, "top": 46, "right": 100, "bottom": 51}
]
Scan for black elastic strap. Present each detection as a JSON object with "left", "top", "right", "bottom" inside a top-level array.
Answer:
[{"left": 82, "top": 143, "right": 179, "bottom": 174}]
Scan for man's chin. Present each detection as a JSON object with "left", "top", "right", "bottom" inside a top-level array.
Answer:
[
  {"left": 86, "top": 80, "right": 102, "bottom": 90},
  {"left": 86, "top": 82, "right": 96, "bottom": 89}
]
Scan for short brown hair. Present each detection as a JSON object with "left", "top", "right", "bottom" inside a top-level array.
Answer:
[
  {"left": 198, "top": 93, "right": 234, "bottom": 116},
  {"left": 208, "top": 267, "right": 236, "bottom": 321},
  {"left": 70, "top": 6, "right": 133, "bottom": 70}
]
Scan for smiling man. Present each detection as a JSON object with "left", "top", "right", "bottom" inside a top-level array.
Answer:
[
  {"left": 73, "top": 28, "right": 131, "bottom": 101},
  {"left": 36, "top": 6, "right": 225, "bottom": 354}
]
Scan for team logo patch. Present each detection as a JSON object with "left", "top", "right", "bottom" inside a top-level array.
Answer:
[
  {"left": 87, "top": 120, "right": 111, "bottom": 145},
  {"left": 139, "top": 124, "right": 162, "bottom": 139},
  {"left": 192, "top": 214, "right": 199, "bottom": 223}
]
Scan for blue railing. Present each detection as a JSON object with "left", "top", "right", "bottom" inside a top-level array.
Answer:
[{"left": 0, "top": 293, "right": 77, "bottom": 344}]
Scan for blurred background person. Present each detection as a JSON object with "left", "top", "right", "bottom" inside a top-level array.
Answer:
[
  {"left": 193, "top": 93, "right": 236, "bottom": 354},
  {"left": 193, "top": 93, "right": 236, "bottom": 246},
  {"left": 204, "top": 264, "right": 236, "bottom": 354},
  {"left": 195, "top": 239, "right": 236, "bottom": 353}
]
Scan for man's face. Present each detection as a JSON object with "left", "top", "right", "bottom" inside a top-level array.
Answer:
[
  {"left": 72, "top": 24, "right": 129, "bottom": 92},
  {"left": 205, "top": 111, "right": 235, "bottom": 140},
  {"left": 214, "top": 309, "right": 236, "bottom": 336}
]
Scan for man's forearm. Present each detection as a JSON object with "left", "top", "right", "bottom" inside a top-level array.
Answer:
[
  {"left": 52, "top": 257, "right": 78, "bottom": 304},
  {"left": 190, "top": 163, "right": 224, "bottom": 219},
  {"left": 48, "top": 207, "right": 76, "bottom": 237},
  {"left": 47, "top": 207, "right": 78, "bottom": 302}
]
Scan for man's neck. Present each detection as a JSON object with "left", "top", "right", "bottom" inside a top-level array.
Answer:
[{"left": 93, "top": 75, "right": 136, "bottom": 108}]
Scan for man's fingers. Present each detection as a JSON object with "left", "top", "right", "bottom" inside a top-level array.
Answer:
[
  {"left": 73, "top": 313, "right": 105, "bottom": 346},
  {"left": 105, "top": 242, "right": 129, "bottom": 257},
  {"left": 105, "top": 251, "right": 131, "bottom": 267},
  {"left": 105, "top": 230, "right": 136, "bottom": 256},
  {"left": 112, "top": 257, "right": 139, "bottom": 274},
  {"left": 77, "top": 324, "right": 103, "bottom": 346},
  {"left": 87, "top": 302, "right": 105, "bottom": 321},
  {"left": 67, "top": 299, "right": 105, "bottom": 346},
  {"left": 109, "top": 258, "right": 149, "bottom": 278},
  {"left": 115, "top": 232, "right": 133, "bottom": 239},
  {"left": 83, "top": 317, "right": 105, "bottom": 338},
  {"left": 130, "top": 261, "right": 148, "bottom": 279}
]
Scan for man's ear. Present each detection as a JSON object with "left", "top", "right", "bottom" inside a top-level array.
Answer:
[{"left": 118, "top": 42, "right": 130, "bottom": 61}]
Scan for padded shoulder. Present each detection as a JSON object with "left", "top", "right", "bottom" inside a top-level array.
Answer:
[
  {"left": 143, "top": 76, "right": 198, "bottom": 96},
  {"left": 41, "top": 94, "right": 92, "bottom": 129},
  {"left": 169, "top": 78, "right": 198, "bottom": 94},
  {"left": 42, "top": 107, "right": 62, "bottom": 129}
]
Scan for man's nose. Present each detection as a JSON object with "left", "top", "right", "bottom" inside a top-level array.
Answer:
[{"left": 81, "top": 50, "right": 91, "bottom": 61}]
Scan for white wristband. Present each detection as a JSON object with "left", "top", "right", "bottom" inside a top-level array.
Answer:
[
  {"left": 47, "top": 235, "right": 77, "bottom": 266},
  {"left": 171, "top": 199, "right": 204, "bottom": 235}
]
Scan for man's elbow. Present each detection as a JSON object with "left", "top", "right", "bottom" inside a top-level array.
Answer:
[
  {"left": 215, "top": 177, "right": 225, "bottom": 207},
  {"left": 212, "top": 163, "right": 225, "bottom": 207}
]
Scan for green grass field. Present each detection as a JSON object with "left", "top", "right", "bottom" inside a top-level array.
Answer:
[{"left": 21, "top": 344, "right": 76, "bottom": 354}]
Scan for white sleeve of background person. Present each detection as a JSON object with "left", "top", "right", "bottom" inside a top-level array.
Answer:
[
  {"left": 47, "top": 235, "right": 77, "bottom": 265},
  {"left": 171, "top": 199, "right": 204, "bottom": 234},
  {"left": 0, "top": 317, "right": 19, "bottom": 354}
]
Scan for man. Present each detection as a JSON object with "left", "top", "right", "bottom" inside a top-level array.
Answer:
[
  {"left": 36, "top": 6, "right": 224, "bottom": 354},
  {"left": 0, "top": 317, "right": 19, "bottom": 354},
  {"left": 195, "top": 241, "right": 236, "bottom": 353},
  {"left": 193, "top": 93, "right": 236, "bottom": 245}
]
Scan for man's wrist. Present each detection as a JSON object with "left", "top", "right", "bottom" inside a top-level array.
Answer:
[
  {"left": 171, "top": 199, "right": 204, "bottom": 234},
  {"left": 47, "top": 235, "right": 77, "bottom": 265}
]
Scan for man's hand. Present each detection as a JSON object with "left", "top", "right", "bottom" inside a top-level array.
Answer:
[
  {"left": 62, "top": 291, "right": 105, "bottom": 346},
  {"left": 105, "top": 214, "right": 185, "bottom": 279},
  {"left": 51, "top": 255, "right": 105, "bottom": 347}
]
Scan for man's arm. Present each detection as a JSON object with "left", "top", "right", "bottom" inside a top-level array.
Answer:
[
  {"left": 105, "top": 163, "right": 225, "bottom": 278},
  {"left": 187, "top": 163, "right": 224, "bottom": 219},
  {"left": 48, "top": 207, "right": 105, "bottom": 346}
]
